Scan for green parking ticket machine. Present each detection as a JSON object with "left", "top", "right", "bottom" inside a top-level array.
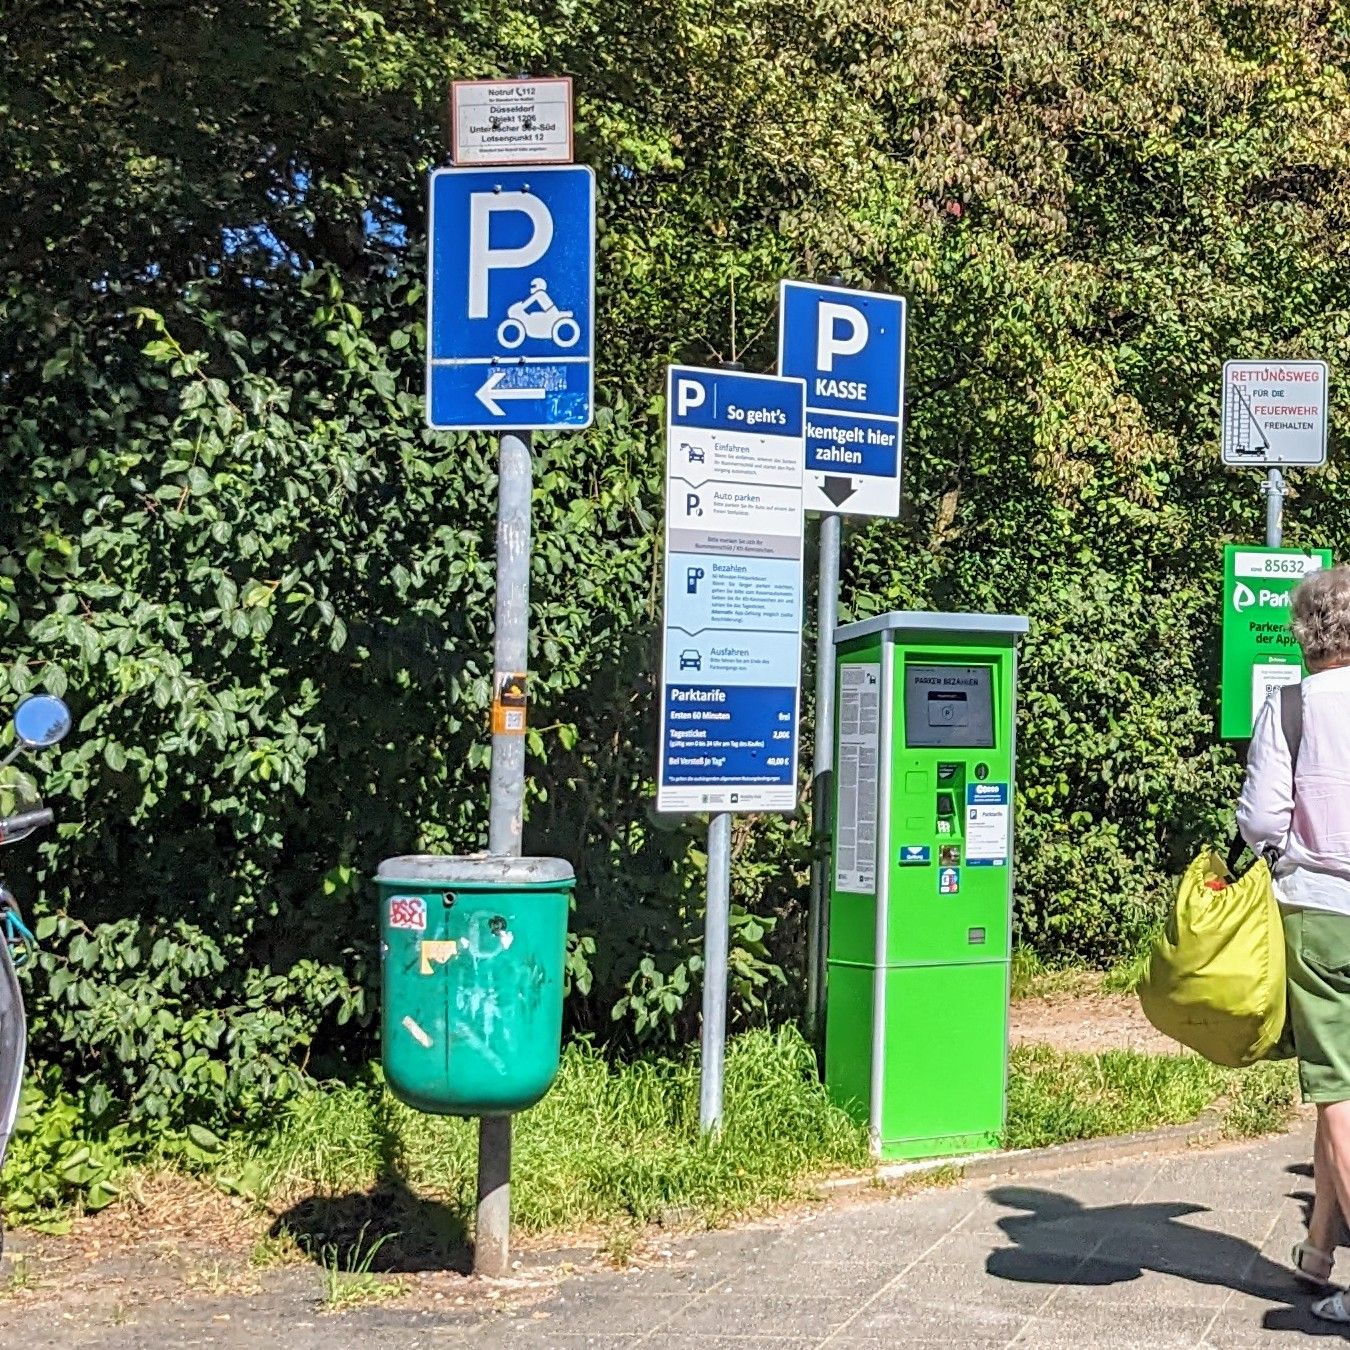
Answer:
[{"left": 825, "top": 612, "right": 1029, "bottom": 1161}]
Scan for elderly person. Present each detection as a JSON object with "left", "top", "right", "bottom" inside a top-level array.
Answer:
[{"left": 1237, "top": 562, "right": 1350, "bottom": 1322}]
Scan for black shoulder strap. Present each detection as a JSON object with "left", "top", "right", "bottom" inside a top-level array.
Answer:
[
  {"left": 1280, "top": 680, "right": 1304, "bottom": 771},
  {"left": 1227, "top": 681, "right": 1304, "bottom": 876}
]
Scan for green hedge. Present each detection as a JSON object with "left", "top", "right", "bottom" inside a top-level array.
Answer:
[{"left": 2, "top": 0, "right": 1349, "bottom": 1129}]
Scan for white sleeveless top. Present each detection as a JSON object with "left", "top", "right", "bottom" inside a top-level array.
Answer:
[{"left": 1237, "top": 665, "right": 1350, "bottom": 914}]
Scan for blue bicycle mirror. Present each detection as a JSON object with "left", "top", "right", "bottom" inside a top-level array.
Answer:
[{"left": 12, "top": 695, "right": 71, "bottom": 750}]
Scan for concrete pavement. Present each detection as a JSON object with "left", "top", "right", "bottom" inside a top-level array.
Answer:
[
  {"left": 3, "top": 1121, "right": 1341, "bottom": 1347},
  {"left": 462, "top": 1122, "right": 1337, "bottom": 1348}
]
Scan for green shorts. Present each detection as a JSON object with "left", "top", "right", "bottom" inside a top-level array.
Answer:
[{"left": 1284, "top": 908, "right": 1350, "bottom": 1103}]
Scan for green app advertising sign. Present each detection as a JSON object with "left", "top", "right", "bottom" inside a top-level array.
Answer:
[{"left": 1220, "top": 544, "right": 1333, "bottom": 738}]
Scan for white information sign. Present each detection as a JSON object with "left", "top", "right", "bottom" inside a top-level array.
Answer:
[
  {"left": 451, "top": 77, "right": 573, "bottom": 167},
  {"left": 657, "top": 367, "right": 807, "bottom": 814},
  {"left": 1252, "top": 661, "right": 1302, "bottom": 718},
  {"left": 964, "top": 783, "right": 1010, "bottom": 867},
  {"left": 833, "top": 664, "right": 881, "bottom": 894},
  {"left": 1221, "top": 360, "right": 1329, "bottom": 467},
  {"left": 1232, "top": 550, "right": 1326, "bottom": 580}
]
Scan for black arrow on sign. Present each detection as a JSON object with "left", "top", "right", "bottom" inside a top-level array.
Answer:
[{"left": 820, "top": 476, "right": 856, "bottom": 508}]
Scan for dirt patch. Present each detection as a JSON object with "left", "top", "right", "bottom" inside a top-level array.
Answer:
[
  {"left": 1011, "top": 982, "right": 1183, "bottom": 1057},
  {"left": 0, "top": 1170, "right": 565, "bottom": 1336},
  {"left": 72, "top": 1171, "right": 262, "bottom": 1257}
]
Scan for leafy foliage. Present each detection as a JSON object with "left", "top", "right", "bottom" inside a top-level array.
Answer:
[
  {"left": 2, "top": 0, "right": 1350, "bottom": 1150},
  {"left": 3, "top": 1065, "right": 225, "bottom": 1227}
]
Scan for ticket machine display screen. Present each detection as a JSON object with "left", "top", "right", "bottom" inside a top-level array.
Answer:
[{"left": 903, "top": 665, "right": 994, "bottom": 748}]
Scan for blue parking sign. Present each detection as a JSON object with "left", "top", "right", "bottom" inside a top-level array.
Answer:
[
  {"left": 426, "top": 165, "right": 595, "bottom": 430},
  {"left": 778, "top": 281, "right": 906, "bottom": 516}
]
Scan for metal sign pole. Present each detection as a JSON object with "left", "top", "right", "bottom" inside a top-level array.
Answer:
[
  {"left": 694, "top": 357, "right": 742, "bottom": 1136},
  {"left": 476, "top": 427, "right": 533, "bottom": 1276},
  {"left": 697, "top": 354, "right": 739, "bottom": 1138},
  {"left": 806, "top": 513, "right": 841, "bottom": 1046},
  {"left": 697, "top": 339, "right": 731, "bottom": 1136},
  {"left": 699, "top": 810, "right": 732, "bottom": 1133},
  {"left": 428, "top": 75, "right": 590, "bottom": 1281},
  {"left": 1264, "top": 466, "right": 1286, "bottom": 547}
]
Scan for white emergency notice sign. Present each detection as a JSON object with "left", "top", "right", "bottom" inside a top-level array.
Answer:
[
  {"left": 450, "top": 78, "right": 573, "bottom": 166},
  {"left": 1221, "top": 360, "right": 1328, "bottom": 467}
]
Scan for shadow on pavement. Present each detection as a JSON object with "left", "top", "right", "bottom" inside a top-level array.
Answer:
[
  {"left": 985, "top": 1186, "right": 1348, "bottom": 1338},
  {"left": 1285, "top": 1165, "right": 1350, "bottom": 1256},
  {"left": 273, "top": 1176, "right": 471, "bottom": 1275},
  {"left": 270, "top": 1101, "right": 471, "bottom": 1275}
]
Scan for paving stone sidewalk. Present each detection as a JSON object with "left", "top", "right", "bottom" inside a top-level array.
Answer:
[
  {"left": 3, "top": 1122, "right": 1339, "bottom": 1348},
  {"left": 457, "top": 1124, "right": 1335, "bottom": 1349}
]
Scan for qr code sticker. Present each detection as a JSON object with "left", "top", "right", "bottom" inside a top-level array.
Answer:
[{"left": 388, "top": 896, "right": 427, "bottom": 932}]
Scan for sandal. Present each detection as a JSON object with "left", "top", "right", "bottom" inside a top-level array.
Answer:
[
  {"left": 1312, "top": 1290, "right": 1350, "bottom": 1323},
  {"left": 1293, "top": 1240, "right": 1335, "bottom": 1292}
]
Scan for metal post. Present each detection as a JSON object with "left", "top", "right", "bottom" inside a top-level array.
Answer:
[
  {"left": 487, "top": 430, "right": 533, "bottom": 857},
  {"left": 476, "top": 428, "right": 533, "bottom": 1277},
  {"left": 806, "top": 277, "right": 850, "bottom": 1052},
  {"left": 696, "top": 356, "right": 744, "bottom": 1137},
  {"left": 475, "top": 1117, "right": 511, "bottom": 1275},
  {"left": 1264, "top": 466, "right": 1286, "bottom": 547},
  {"left": 700, "top": 810, "right": 732, "bottom": 1133},
  {"left": 806, "top": 514, "right": 841, "bottom": 1047}
]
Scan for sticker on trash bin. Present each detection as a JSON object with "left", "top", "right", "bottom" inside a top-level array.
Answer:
[
  {"left": 401, "top": 1015, "right": 433, "bottom": 1048},
  {"left": 419, "top": 939, "right": 458, "bottom": 974},
  {"left": 492, "top": 671, "right": 528, "bottom": 735},
  {"left": 388, "top": 896, "right": 427, "bottom": 931}
]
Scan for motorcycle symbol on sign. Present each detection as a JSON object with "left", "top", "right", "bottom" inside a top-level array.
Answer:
[{"left": 497, "top": 278, "right": 580, "bottom": 349}]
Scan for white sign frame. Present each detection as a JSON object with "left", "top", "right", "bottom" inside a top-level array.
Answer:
[
  {"left": 1221, "top": 359, "right": 1329, "bottom": 467},
  {"left": 657, "top": 366, "right": 807, "bottom": 815},
  {"left": 450, "top": 77, "right": 574, "bottom": 167}
]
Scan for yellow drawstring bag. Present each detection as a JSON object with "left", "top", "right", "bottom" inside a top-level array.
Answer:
[{"left": 1138, "top": 846, "right": 1288, "bottom": 1068}]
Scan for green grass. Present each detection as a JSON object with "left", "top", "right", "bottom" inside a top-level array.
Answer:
[
  {"left": 221, "top": 1032, "right": 1296, "bottom": 1242},
  {"left": 1006, "top": 1045, "right": 1299, "bottom": 1150},
  {"left": 217, "top": 1026, "right": 872, "bottom": 1236},
  {"left": 1009, "top": 946, "right": 1095, "bottom": 1001},
  {"left": 317, "top": 1224, "right": 405, "bottom": 1310},
  {"left": 1222, "top": 1058, "right": 1303, "bottom": 1138},
  {"left": 1010, "top": 934, "right": 1163, "bottom": 1000},
  {"left": 4, "top": 1026, "right": 1302, "bottom": 1251}
]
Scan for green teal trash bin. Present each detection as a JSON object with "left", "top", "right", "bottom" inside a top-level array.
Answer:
[{"left": 377, "top": 855, "right": 574, "bottom": 1116}]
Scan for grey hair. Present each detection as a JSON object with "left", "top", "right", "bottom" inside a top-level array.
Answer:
[{"left": 1291, "top": 564, "right": 1350, "bottom": 666}]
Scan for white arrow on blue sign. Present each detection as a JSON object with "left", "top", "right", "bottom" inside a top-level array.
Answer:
[
  {"left": 777, "top": 281, "right": 907, "bottom": 517},
  {"left": 426, "top": 164, "right": 595, "bottom": 431}
]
